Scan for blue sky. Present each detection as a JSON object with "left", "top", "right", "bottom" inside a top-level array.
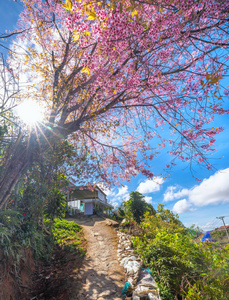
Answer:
[
  {"left": 105, "top": 45, "right": 229, "bottom": 231},
  {"left": 106, "top": 111, "right": 229, "bottom": 231},
  {"left": 1, "top": 0, "right": 229, "bottom": 231},
  {"left": 0, "top": 0, "right": 22, "bottom": 56}
]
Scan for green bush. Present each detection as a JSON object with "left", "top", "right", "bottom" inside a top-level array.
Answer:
[
  {"left": 51, "top": 218, "right": 85, "bottom": 256},
  {"left": 120, "top": 191, "right": 156, "bottom": 224},
  {"left": 0, "top": 209, "right": 52, "bottom": 261},
  {"left": 211, "top": 229, "right": 227, "bottom": 240},
  {"left": 131, "top": 205, "right": 229, "bottom": 299}
]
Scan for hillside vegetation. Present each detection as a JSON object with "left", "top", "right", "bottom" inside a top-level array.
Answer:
[
  {"left": 117, "top": 192, "right": 229, "bottom": 300},
  {"left": 0, "top": 212, "right": 85, "bottom": 299}
]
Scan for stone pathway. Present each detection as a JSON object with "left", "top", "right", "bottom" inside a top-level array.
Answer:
[{"left": 69, "top": 216, "right": 125, "bottom": 300}]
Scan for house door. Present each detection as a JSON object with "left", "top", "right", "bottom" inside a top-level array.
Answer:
[
  {"left": 80, "top": 203, "right": 84, "bottom": 213},
  {"left": 84, "top": 202, "right": 93, "bottom": 215}
]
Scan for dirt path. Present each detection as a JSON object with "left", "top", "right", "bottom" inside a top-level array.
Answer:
[{"left": 69, "top": 216, "right": 125, "bottom": 300}]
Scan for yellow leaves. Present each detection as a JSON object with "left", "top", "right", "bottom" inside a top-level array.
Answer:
[
  {"left": 87, "top": 7, "right": 96, "bottom": 20},
  {"left": 201, "top": 73, "right": 222, "bottom": 86},
  {"left": 208, "top": 74, "right": 222, "bottom": 85},
  {"left": 63, "top": 0, "right": 72, "bottom": 11},
  {"left": 73, "top": 29, "right": 91, "bottom": 41},
  {"left": 73, "top": 31, "right": 80, "bottom": 41},
  {"left": 132, "top": 9, "right": 138, "bottom": 17},
  {"left": 81, "top": 66, "right": 90, "bottom": 75},
  {"left": 143, "top": 22, "right": 149, "bottom": 31},
  {"left": 113, "top": 90, "right": 117, "bottom": 94},
  {"left": 84, "top": 31, "right": 91, "bottom": 36},
  {"left": 87, "top": 11, "right": 97, "bottom": 20},
  {"left": 126, "top": 6, "right": 133, "bottom": 12},
  {"left": 119, "top": 2, "right": 123, "bottom": 13},
  {"left": 25, "top": 54, "right": 29, "bottom": 64},
  {"left": 206, "top": 73, "right": 211, "bottom": 81}
]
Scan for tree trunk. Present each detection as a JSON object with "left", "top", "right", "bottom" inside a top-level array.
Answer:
[
  {"left": 0, "top": 127, "right": 67, "bottom": 210},
  {"left": 0, "top": 139, "right": 31, "bottom": 209}
]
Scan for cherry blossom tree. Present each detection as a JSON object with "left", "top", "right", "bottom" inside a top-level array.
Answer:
[{"left": 0, "top": 0, "right": 228, "bottom": 209}]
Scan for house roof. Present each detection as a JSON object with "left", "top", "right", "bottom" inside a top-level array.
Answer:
[
  {"left": 67, "top": 184, "right": 114, "bottom": 208},
  {"left": 69, "top": 184, "right": 107, "bottom": 199},
  {"left": 214, "top": 225, "right": 229, "bottom": 231},
  {"left": 71, "top": 188, "right": 99, "bottom": 199}
]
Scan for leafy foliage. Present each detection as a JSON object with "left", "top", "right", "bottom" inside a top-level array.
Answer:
[
  {"left": 1, "top": 0, "right": 228, "bottom": 209},
  {"left": 186, "top": 224, "right": 203, "bottom": 240},
  {"left": 0, "top": 209, "right": 51, "bottom": 261},
  {"left": 8, "top": 140, "right": 74, "bottom": 225},
  {"left": 131, "top": 204, "right": 229, "bottom": 299},
  {"left": 120, "top": 191, "right": 156, "bottom": 224},
  {"left": 50, "top": 218, "right": 85, "bottom": 255},
  {"left": 211, "top": 228, "right": 228, "bottom": 241}
]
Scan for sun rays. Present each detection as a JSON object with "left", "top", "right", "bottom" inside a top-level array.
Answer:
[{"left": 16, "top": 99, "right": 45, "bottom": 125}]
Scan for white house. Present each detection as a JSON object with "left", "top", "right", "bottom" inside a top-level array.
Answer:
[{"left": 67, "top": 185, "right": 113, "bottom": 216}]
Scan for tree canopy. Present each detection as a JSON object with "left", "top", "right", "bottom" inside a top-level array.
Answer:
[
  {"left": 0, "top": 0, "right": 228, "bottom": 208},
  {"left": 123, "top": 191, "right": 156, "bottom": 223}
]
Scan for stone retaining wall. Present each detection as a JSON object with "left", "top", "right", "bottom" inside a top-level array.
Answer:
[{"left": 117, "top": 231, "right": 161, "bottom": 300}]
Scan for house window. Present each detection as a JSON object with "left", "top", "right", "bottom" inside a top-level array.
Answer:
[{"left": 98, "top": 190, "right": 106, "bottom": 202}]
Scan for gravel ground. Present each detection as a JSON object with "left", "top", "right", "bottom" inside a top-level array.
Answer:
[{"left": 68, "top": 216, "right": 125, "bottom": 300}]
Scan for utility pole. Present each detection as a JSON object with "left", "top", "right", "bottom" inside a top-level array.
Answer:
[{"left": 216, "top": 216, "right": 229, "bottom": 240}]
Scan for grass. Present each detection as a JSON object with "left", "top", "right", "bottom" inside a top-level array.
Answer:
[{"left": 51, "top": 218, "right": 86, "bottom": 256}]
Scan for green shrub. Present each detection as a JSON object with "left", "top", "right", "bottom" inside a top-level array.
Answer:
[
  {"left": 121, "top": 191, "right": 156, "bottom": 223},
  {"left": 131, "top": 205, "right": 229, "bottom": 299},
  {"left": 51, "top": 218, "right": 85, "bottom": 256},
  {"left": 0, "top": 209, "right": 52, "bottom": 261},
  {"left": 211, "top": 229, "right": 227, "bottom": 240}
]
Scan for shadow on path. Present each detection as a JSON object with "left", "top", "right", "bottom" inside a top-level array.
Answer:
[{"left": 67, "top": 216, "right": 125, "bottom": 300}]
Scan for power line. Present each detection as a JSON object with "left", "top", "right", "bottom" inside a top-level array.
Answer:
[{"left": 216, "top": 216, "right": 229, "bottom": 240}]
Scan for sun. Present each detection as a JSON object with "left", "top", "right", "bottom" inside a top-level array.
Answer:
[{"left": 16, "top": 100, "right": 45, "bottom": 125}]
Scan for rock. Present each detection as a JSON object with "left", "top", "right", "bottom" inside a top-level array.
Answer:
[
  {"left": 120, "top": 218, "right": 127, "bottom": 226},
  {"left": 106, "top": 220, "right": 119, "bottom": 227},
  {"left": 149, "top": 292, "right": 162, "bottom": 300},
  {"left": 137, "top": 269, "right": 158, "bottom": 288},
  {"left": 117, "top": 231, "right": 160, "bottom": 299},
  {"left": 124, "top": 260, "right": 141, "bottom": 275},
  {"left": 133, "top": 269, "right": 161, "bottom": 299}
]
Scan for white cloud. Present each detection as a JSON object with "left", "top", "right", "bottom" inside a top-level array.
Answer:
[
  {"left": 108, "top": 185, "right": 130, "bottom": 208},
  {"left": 169, "top": 168, "right": 229, "bottom": 215},
  {"left": 109, "top": 168, "right": 229, "bottom": 213},
  {"left": 163, "top": 186, "right": 189, "bottom": 202},
  {"left": 172, "top": 199, "right": 192, "bottom": 214},
  {"left": 110, "top": 201, "right": 119, "bottom": 209},
  {"left": 200, "top": 221, "right": 218, "bottom": 232},
  {"left": 117, "top": 185, "right": 129, "bottom": 197},
  {"left": 144, "top": 196, "right": 153, "bottom": 204},
  {"left": 137, "top": 177, "right": 164, "bottom": 194},
  {"left": 189, "top": 168, "right": 229, "bottom": 206}
]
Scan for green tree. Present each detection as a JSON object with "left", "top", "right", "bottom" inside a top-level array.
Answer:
[
  {"left": 8, "top": 140, "right": 75, "bottom": 228},
  {"left": 124, "top": 191, "right": 156, "bottom": 223},
  {"left": 186, "top": 224, "right": 203, "bottom": 239},
  {"left": 157, "top": 203, "right": 184, "bottom": 227}
]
